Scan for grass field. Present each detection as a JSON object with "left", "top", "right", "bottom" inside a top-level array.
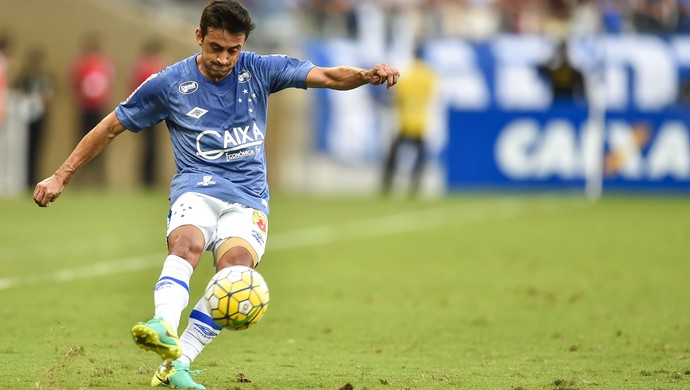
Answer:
[{"left": 0, "top": 190, "right": 689, "bottom": 389}]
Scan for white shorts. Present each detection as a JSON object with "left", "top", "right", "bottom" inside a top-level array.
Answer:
[{"left": 166, "top": 192, "right": 268, "bottom": 265}]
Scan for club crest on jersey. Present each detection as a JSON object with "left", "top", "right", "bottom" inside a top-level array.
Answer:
[
  {"left": 252, "top": 210, "right": 268, "bottom": 234},
  {"left": 179, "top": 81, "right": 199, "bottom": 94},
  {"left": 237, "top": 69, "right": 252, "bottom": 83}
]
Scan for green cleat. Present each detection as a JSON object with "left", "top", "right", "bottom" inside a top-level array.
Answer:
[
  {"left": 151, "top": 360, "right": 206, "bottom": 389},
  {"left": 132, "top": 318, "right": 182, "bottom": 361}
]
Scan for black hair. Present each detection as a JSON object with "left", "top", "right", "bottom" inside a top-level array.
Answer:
[{"left": 199, "top": 0, "right": 256, "bottom": 39}]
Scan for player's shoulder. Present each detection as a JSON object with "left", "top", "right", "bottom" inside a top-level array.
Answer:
[
  {"left": 238, "top": 51, "right": 260, "bottom": 66},
  {"left": 239, "top": 51, "right": 293, "bottom": 66},
  {"left": 140, "top": 54, "right": 198, "bottom": 93},
  {"left": 159, "top": 54, "right": 197, "bottom": 81}
]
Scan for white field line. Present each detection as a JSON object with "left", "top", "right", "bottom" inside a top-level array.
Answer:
[
  {"left": 0, "top": 198, "right": 580, "bottom": 290},
  {"left": 0, "top": 254, "right": 161, "bottom": 290},
  {"left": 0, "top": 229, "right": 162, "bottom": 260},
  {"left": 267, "top": 200, "right": 522, "bottom": 251}
]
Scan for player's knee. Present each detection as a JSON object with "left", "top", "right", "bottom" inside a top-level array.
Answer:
[
  {"left": 216, "top": 246, "right": 254, "bottom": 271},
  {"left": 215, "top": 237, "right": 258, "bottom": 271},
  {"left": 168, "top": 228, "right": 205, "bottom": 263}
]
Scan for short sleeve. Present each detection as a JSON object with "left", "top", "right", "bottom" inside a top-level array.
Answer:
[
  {"left": 251, "top": 53, "right": 314, "bottom": 94},
  {"left": 115, "top": 72, "right": 169, "bottom": 132}
]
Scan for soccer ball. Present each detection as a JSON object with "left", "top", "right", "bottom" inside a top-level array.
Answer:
[{"left": 204, "top": 265, "right": 270, "bottom": 330}]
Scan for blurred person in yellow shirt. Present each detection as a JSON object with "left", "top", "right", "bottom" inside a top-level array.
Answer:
[{"left": 382, "top": 47, "right": 437, "bottom": 197}]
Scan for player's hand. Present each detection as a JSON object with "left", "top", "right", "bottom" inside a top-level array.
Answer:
[
  {"left": 33, "top": 175, "right": 66, "bottom": 207},
  {"left": 366, "top": 63, "right": 400, "bottom": 89}
]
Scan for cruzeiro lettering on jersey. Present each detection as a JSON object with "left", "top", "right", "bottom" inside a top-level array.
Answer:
[{"left": 196, "top": 122, "right": 265, "bottom": 161}]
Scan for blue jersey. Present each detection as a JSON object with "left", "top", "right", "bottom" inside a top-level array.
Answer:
[{"left": 115, "top": 52, "right": 314, "bottom": 215}]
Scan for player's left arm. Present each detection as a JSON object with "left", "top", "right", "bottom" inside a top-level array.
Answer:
[{"left": 306, "top": 64, "right": 400, "bottom": 90}]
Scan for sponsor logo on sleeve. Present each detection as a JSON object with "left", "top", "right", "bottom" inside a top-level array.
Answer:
[{"left": 179, "top": 81, "right": 199, "bottom": 94}]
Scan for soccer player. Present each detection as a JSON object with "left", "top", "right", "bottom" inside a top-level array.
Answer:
[{"left": 32, "top": 1, "right": 399, "bottom": 389}]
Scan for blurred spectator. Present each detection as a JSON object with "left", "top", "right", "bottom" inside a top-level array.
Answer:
[
  {"left": 129, "top": 39, "right": 166, "bottom": 188},
  {"left": 601, "top": 0, "right": 628, "bottom": 33},
  {"left": 497, "top": 0, "right": 548, "bottom": 34},
  {"left": 130, "top": 39, "right": 165, "bottom": 92},
  {"left": 538, "top": 40, "right": 586, "bottom": 104},
  {"left": 460, "top": 0, "right": 502, "bottom": 40},
  {"left": 69, "top": 34, "right": 115, "bottom": 185},
  {"left": 382, "top": 46, "right": 437, "bottom": 197},
  {"left": 122, "top": 0, "right": 690, "bottom": 39},
  {"left": 631, "top": 0, "right": 678, "bottom": 34},
  {"left": 70, "top": 34, "right": 115, "bottom": 137},
  {"left": 677, "top": 77, "right": 690, "bottom": 103},
  {"left": 677, "top": 0, "right": 690, "bottom": 33},
  {"left": 543, "top": 0, "right": 576, "bottom": 37},
  {"left": 570, "top": 0, "right": 603, "bottom": 35},
  {"left": 14, "top": 47, "right": 56, "bottom": 187},
  {"left": 242, "top": 0, "right": 303, "bottom": 52},
  {"left": 309, "top": 0, "right": 358, "bottom": 38}
]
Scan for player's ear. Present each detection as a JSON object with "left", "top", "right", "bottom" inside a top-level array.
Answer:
[{"left": 195, "top": 27, "right": 203, "bottom": 47}]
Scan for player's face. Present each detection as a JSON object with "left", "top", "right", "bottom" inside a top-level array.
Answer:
[{"left": 195, "top": 27, "right": 245, "bottom": 82}]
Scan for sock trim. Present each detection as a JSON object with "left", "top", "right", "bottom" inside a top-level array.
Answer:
[
  {"left": 190, "top": 309, "right": 223, "bottom": 331},
  {"left": 157, "top": 276, "right": 190, "bottom": 292}
]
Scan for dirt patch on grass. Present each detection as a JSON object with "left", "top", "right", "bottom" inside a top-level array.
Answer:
[{"left": 552, "top": 378, "right": 579, "bottom": 390}]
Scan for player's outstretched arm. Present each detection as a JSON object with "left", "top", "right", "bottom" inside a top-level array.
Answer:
[
  {"left": 306, "top": 63, "right": 400, "bottom": 90},
  {"left": 33, "top": 111, "right": 127, "bottom": 207}
]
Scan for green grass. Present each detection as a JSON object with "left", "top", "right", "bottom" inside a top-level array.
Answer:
[{"left": 1, "top": 190, "right": 689, "bottom": 389}]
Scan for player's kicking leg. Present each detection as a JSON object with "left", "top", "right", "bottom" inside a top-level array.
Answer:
[{"left": 131, "top": 255, "right": 193, "bottom": 360}]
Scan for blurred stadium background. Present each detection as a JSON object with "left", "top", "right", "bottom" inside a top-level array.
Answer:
[
  {"left": 2, "top": 2, "right": 690, "bottom": 388},
  {"left": 0, "top": 0, "right": 689, "bottom": 198}
]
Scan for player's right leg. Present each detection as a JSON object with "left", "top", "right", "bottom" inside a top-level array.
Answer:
[{"left": 132, "top": 192, "right": 219, "bottom": 361}]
